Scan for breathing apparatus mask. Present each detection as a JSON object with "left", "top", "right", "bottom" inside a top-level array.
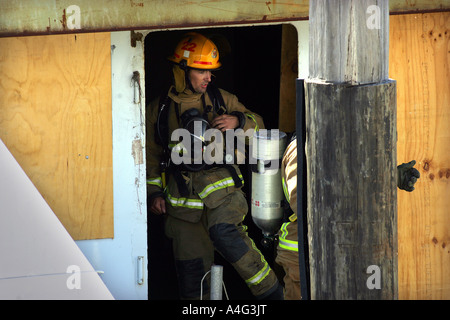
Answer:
[{"left": 174, "top": 108, "right": 211, "bottom": 171}]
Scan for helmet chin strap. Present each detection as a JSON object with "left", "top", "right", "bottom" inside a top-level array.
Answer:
[
  {"left": 185, "top": 71, "right": 196, "bottom": 93},
  {"left": 183, "top": 68, "right": 203, "bottom": 94},
  {"left": 173, "top": 62, "right": 198, "bottom": 94}
]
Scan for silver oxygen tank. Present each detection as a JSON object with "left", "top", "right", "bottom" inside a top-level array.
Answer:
[{"left": 251, "top": 129, "right": 287, "bottom": 239}]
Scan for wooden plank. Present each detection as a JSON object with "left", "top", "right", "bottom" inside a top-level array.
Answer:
[
  {"left": 0, "top": 0, "right": 449, "bottom": 38},
  {"left": 305, "top": 81, "right": 397, "bottom": 299},
  {"left": 0, "top": 33, "right": 113, "bottom": 240},
  {"left": 278, "top": 24, "right": 298, "bottom": 133},
  {"left": 306, "top": 0, "right": 397, "bottom": 299},
  {"left": 0, "top": 0, "right": 311, "bottom": 37},
  {"left": 308, "top": 0, "right": 389, "bottom": 84},
  {"left": 389, "top": 12, "right": 450, "bottom": 299}
]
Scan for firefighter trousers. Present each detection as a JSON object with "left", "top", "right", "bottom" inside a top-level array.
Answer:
[
  {"left": 165, "top": 189, "right": 280, "bottom": 299},
  {"left": 276, "top": 221, "right": 301, "bottom": 300}
]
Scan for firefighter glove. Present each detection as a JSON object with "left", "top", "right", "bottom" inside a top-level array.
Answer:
[{"left": 397, "top": 160, "right": 420, "bottom": 192}]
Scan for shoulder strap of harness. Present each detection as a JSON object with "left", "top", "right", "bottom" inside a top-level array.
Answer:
[
  {"left": 155, "top": 89, "right": 171, "bottom": 151},
  {"left": 206, "top": 83, "right": 227, "bottom": 115},
  {"left": 287, "top": 131, "right": 297, "bottom": 144},
  {"left": 206, "top": 85, "right": 244, "bottom": 187}
]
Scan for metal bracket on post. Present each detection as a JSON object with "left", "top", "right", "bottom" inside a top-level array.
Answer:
[{"left": 131, "top": 71, "right": 142, "bottom": 104}]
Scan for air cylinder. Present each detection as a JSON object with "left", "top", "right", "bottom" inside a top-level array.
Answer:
[{"left": 251, "top": 130, "right": 287, "bottom": 238}]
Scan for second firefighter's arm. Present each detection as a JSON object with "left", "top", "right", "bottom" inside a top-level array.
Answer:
[{"left": 282, "top": 139, "right": 298, "bottom": 220}]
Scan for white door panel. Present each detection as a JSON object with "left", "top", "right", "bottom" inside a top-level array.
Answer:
[{"left": 76, "top": 31, "right": 148, "bottom": 300}]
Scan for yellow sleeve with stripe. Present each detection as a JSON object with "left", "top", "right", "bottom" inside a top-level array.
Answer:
[{"left": 282, "top": 138, "right": 298, "bottom": 222}]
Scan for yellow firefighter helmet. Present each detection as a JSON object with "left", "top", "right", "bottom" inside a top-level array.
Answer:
[{"left": 168, "top": 32, "right": 221, "bottom": 70}]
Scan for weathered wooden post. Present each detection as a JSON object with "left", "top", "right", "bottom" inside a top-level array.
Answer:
[{"left": 305, "top": 0, "right": 397, "bottom": 299}]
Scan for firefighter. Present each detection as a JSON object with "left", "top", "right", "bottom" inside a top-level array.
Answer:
[
  {"left": 276, "top": 133, "right": 421, "bottom": 300},
  {"left": 146, "top": 32, "right": 283, "bottom": 300},
  {"left": 275, "top": 133, "right": 301, "bottom": 300}
]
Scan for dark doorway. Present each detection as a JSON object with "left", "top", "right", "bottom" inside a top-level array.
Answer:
[{"left": 145, "top": 25, "right": 287, "bottom": 300}]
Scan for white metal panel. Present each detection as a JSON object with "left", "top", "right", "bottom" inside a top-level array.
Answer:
[
  {"left": 292, "top": 20, "right": 309, "bottom": 79},
  {"left": 75, "top": 31, "right": 148, "bottom": 300},
  {"left": 0, "top": 139, "right": 113, "bottom": 300}
]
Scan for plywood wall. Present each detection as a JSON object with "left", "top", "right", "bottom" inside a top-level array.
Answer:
[
  {"left": 390, "top": 12, "right": 450, "bottom": 299},
  {"left": 0, "top": 33, "right": 113, "bottom": 240}
]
